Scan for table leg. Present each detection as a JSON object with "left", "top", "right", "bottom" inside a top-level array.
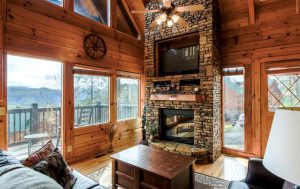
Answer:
[{"left": 112, "top": 159, "right": 117, "bottom": 189}]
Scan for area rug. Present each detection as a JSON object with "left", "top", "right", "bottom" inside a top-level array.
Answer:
[{"left": 87, "top": 163, "right": 230, "bottom": 189}]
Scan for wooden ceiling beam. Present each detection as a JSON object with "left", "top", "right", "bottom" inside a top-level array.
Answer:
[
  {"left": 297, "top": 0, "right": 300, "bottom": 14},
  {"left": 248, "top": 0, "right": 255, "bottom": 25}
]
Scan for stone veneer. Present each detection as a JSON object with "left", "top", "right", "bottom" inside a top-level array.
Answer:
[{"left": 144, "top": 0, "right": 221, "bottom": 161}]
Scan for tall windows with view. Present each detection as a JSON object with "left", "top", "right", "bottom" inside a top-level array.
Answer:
[
  {"left": 117, "top": 77, "right": 139, "bottom": 120},
  {"left": 73, "top": 73, "right": 110, "bottom": 127},
  {"left": 7, "top": 55, "right": 62, "bottom": 159}
]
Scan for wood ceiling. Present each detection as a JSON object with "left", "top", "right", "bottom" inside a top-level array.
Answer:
[{"left": 125, "top": 0, "right": 300, "bottom": 35}]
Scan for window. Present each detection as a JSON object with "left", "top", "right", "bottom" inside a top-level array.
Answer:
[
  {"left": 268, "top": 73, "right": 300, "bottom": 111},
  {"left": 117, "top": 77, "right": 139, "bottom": 120},
  {"left": 223, "top": 67, "right": 245, "bottom": 150},
  {"left": 74, "top": 74, "right": 109, "bottom": 127},
  {"left": 47, "top": 0, "right": 63, "bottom": 6},
  {"left": 74, "top": 0, "right": 109, "bottom": 25},
  {"left": 7, "top": 55, "right": 62, "bottom": 158}
]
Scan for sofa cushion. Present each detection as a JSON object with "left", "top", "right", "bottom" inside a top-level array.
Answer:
[
  {"left": 0, "top": 150, "right": 21, "bottom": 167},
  {"left": 22, "top": 140, "right": 56, "bottom": 167},
  {"left": 228, "top": 181, "right": 267, "bottom": 189},
  {"left": 32, "top": 148, "right": 77, "bottom": 189}
]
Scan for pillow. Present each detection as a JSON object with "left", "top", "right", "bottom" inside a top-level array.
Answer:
[
  {"left": 22, "top": 140, "right": 55, "bottom": 167},
  {"left": 32, "top": 148, "right": 77, "bottom": 189},
  {"left": 0, "top": 150, "right": 21, "bottom": 168}
]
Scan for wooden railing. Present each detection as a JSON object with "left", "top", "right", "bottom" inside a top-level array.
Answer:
[{"left": 7, "top": 103, "right": 137, "bottom": 146}]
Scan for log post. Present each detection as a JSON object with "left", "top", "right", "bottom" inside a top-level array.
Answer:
[{"left": 30, "top": 103, "right": 39, "bottom": 133}]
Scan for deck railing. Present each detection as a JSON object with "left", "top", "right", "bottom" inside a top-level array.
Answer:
[{"left": 8, "top": 103, "right": 137, "bottom": 146}]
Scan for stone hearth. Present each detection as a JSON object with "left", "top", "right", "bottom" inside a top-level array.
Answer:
[{"left": 144, "top": 0, "right": 221, "bottom": 162}]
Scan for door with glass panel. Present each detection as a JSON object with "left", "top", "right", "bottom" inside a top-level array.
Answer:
[
  {"left": 7, "top": 55, "right": 62, "bottom": 159},
  {"left": 261, "top": 61, "right": 300, "bottom": 155}
]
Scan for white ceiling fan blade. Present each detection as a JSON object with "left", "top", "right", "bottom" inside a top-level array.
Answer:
[
  {"left": 132, "top": 9, "right": 161, "bottom": 14},
  {"left": 163, "top": 0, "right": 172, "bottom": 8},
  {"left": 175, "top": 4, "right": 205, "bottom": 12},
  {"left": 177, "top": 17, "right": 188, "bottom": 28}
]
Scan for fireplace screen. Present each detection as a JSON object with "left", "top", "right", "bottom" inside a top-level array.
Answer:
[{"left": 160, "top": 109, "right": 194, "bottom": 145}]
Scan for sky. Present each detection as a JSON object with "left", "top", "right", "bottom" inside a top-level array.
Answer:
[{"left": 7, "top": 55, "right": 62, "bottom": 90}]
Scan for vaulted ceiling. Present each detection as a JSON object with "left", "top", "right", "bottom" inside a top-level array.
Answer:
[{"left": 125, "top": 0, "right": 300, "bottom": 36}]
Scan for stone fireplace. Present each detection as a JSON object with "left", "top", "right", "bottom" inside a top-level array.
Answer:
[{"left": 144, "top": 0, "right": 221, "bottom": 162}]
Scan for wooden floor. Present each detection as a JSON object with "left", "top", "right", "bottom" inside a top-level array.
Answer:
[{"left": 71, "top": 144, "right": 248, "bottom": 182}]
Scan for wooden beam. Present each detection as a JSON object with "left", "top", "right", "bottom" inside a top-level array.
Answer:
[
  {"left": 64, "top": 0, "right": 74, "bottom": 11},
  {"left": 248, "top": 0, "right": 255, "bottom": 25},
  {"left": 110, "top": 0, "right": 117, "bottom": 29},
  {"left": 120, "top": 0, "right": 143, "bottom": 39},
  {"left": 297, "top": 0, "right": 300, "bottom": 14}
]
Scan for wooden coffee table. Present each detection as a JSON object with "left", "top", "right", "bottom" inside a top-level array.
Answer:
[{"left": 111, "top": 145, "right": 196, "bottom": 189}]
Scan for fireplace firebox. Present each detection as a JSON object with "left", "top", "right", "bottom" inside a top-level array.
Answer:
[{"left": 159, "top": 109, "right": 194, "bottom": 145}]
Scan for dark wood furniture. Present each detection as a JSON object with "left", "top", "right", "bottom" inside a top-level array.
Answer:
[{"left": 111, "top": 145, "right": 196, "bottom": 189}]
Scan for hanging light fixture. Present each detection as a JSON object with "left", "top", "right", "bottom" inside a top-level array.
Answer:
[{"left": 156, "top": 13, "right": 179, "bottom": 27}]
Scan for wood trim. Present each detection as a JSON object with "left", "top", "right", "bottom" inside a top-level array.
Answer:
[
  {"left": 252, "top": 59, "right": 261, "bottom": 157},
  {"left": 73, "top": 69, "right": 112, "bottom": 77},
  {"left": 0, "top": 0, "right": 6, "bottom": 104},
  {"left": 0, "top": 0, "right": 7, "bottom": 150},
  {"left": 248, "top": 0, "right": 255, "bottom": 25},
  {"left": 64, "top": 0, "right": 74, "bottom": 11},
  {"left": 150, "top": 94, "right": 205, "bottom": 102},
  {"left": 297, "top": 0, "right": 300, "bottom": 14},
  {"left": 222, "top": 147, "right": 257, "bottom": 158},
  {"left": 63, "top": 62, "right": 75, "bottom": 160}
]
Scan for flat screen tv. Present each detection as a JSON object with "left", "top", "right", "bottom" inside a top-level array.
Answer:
[{"left": 156, "top": 33, "right": 200, "bottom": 76}]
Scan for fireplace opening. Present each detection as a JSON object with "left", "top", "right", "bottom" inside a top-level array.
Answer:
[{"left": 159, "top": 109, "right": 194, "bottom": 145}]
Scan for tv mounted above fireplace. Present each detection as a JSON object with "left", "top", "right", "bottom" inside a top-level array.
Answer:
[{"left": 156, "top": 32, "right": 199, "bottom": 76}]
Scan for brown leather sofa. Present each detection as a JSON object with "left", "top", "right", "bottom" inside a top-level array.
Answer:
[{"left": 228, "top": 158, "right": 285, "bottom": 189}]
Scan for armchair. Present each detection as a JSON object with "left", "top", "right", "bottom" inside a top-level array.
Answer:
[{"left": 228, "top": 158, "right": 285, "bottom": 189}]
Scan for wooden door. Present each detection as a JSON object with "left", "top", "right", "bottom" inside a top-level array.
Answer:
[{"left": 260, "top": 61, "right": 300, "bottom": 155}]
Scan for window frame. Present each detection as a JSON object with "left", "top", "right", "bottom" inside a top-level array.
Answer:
[
  {"left": 72, "top": 66, "right": 112, "bottom": 128},
  {"left": 116, "top": 72, "right": 141, "bottom": 122}
]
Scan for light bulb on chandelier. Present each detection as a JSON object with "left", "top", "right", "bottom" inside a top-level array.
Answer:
[
  {"left": 167, "top": 19, "right": 174, "bottom": 27},
  {"left": 171, "top": 15, "right": 180, "bottom": 23}
]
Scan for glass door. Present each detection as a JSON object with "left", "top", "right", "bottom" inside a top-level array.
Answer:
[{"left": 7, "top": 55, "right": 62, "bottom": 159}]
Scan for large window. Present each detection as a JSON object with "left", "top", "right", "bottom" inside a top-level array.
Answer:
[
  {"left": 7, "top": 55, "right": 62, "bottom": 158},
  {"left": 223, "top": 67, "right": 245, "bottom": 150},
  {"left": 74, "top": 0, "right": 109, "bottom": 25},
  {"left": 74, "top": 74, "right": 109, "bottom": 127},
  {"left": 47, "top": 0, "right": 63, "bottom": 6},
  {"left": 117, "top": 77, "right": 139, "bottom": 120},
  {"left": 268, "top": 73, "right": 300, "bottom": 111}
]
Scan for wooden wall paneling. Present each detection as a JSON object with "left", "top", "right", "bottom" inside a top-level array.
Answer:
[
  {"left": 125, "top": 0, "right": 145, "bottom": 34},
  {"left": 248, "top": 0, "right": 255, "bottom": 25},
  {"left": 0, "top": 0, "right": 7, "bottom": 150},
  {"left": 63, "top": 62, "right": 75, "bottom": 160},
  {"left": 5, "top": 1, "right": 144, "bottom": 73},
  {"left": 297, "top": 0, "right": 300, "bottom": 14}
]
